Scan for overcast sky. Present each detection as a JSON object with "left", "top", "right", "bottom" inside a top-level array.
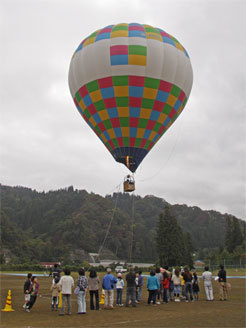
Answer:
[{"left": 1, "top": 0, "right": 245, "bottom": 219}]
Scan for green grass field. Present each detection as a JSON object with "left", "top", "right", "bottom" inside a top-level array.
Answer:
[{"left": 1, "top": 272, "right": 245, "bottom": 327}]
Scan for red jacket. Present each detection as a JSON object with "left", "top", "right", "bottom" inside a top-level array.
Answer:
[{"left": 162, "top": 277, "right": 170, "bottom": 289}]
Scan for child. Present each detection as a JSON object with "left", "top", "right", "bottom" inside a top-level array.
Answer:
[
  {"left": 26, "top": 276, "right": 40, "bottom": 312},
  {"left": 162, "top": 271, "right": 170, "bottom": 304},
  {"left": 23, "top": 273, "right": 32, "bottom": 309},
  {"left": 51, "top": 277, "right": 60, "bottom": 311},
  {"left": 172, "top": 268, "right": 181, "bottom": 302},
  {"left": 169, "top": 277, "right": 174, "bottom": 301},
  {"left": 192, "top": 272, "right": 200, "bottom": 300},
  {"left": 147, "top": 270, "right": 160, "bottom": 305},
  {"left": 116, "top": 273, "right": 124, "bottom": 306}
]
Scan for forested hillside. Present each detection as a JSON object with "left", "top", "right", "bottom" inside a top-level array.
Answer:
[{"left": 0, "top": 184, "right": 245, "bottom": 264}]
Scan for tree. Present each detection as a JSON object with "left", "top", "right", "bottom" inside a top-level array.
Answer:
[
  {"left": 183, "top": 232, "right": 194, "bottom": 269},
  {"left": 225, "top": 216, "right": 243, "bottom": 253},
  {"left": 156, "top": 206, "right": 185, "bottom": 267}
]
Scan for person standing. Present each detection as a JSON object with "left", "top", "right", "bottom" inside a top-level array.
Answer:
[
  {"left": 155, "top": 268, "right": 163, "bottom": 305},
  {"left": 162, "top": 271, "right": 170, "bottom": 304},
  {"left": 218, "top": 264, "right": 227, "bottom": 301},
  {"left": 182, "top": 268, "right": 193, "bottom": 302},
  {"left": 58, "top": 268, "right": 74, "bottom": 315},
  {"left": 23, "top": 273, "right": 32, "bottom": 309},
  {"left": 147, "top": 270, "right": 160, "bottom": 305},
  {"left": 51, "top": 276, "right": 60, "bottom": 311},
  {"left": 202, "top": 266, "right": 214, "bottom": 301},
  {"left": 192, "top": 272, "right": 200, "bottom": 300},
  {"left": 172, "top": 268, "right": 181, "bottom": 302},
  {"left": 116, "top": 273, "right": 124, "bottom": 306},
  {"left": 76, "top": 268, "right": 88, "bottom": 314},
  {"left": 125, "top": 267, "right": 137, "bottom": 307},
  {"left": 137, "top": 271, "right": 144, "bottom": 302},
  {"left": 25, "top": 276, "right": 40, "bottom": 312},
  {"left": 88, "top": 269, "right": 100, "bottom": 310},
  {"left": 102, "top": 268, "right": 117, "bottom": 309}
]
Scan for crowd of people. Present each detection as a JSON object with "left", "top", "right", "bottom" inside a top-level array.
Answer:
[{"left": 23, "top": 264, "right": 228, "bottom": 314}]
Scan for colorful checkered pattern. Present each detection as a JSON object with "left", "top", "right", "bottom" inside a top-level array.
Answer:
[
  {"left": 110, "top": 45, "right": 147, "bottom": 66},
  {"left": 75, "top": 23, "right": 189, "bottom": 58},
  {"left": 73, "top": 75, "right": 187, "bottom": 172}
]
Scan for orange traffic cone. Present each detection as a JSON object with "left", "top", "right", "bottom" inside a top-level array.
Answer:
[
  {"left": 99, "top": 289, "right": 105, "bottom": 305},
  {"left": 2, "top": 289, "right": 15, "bottom": 312}
]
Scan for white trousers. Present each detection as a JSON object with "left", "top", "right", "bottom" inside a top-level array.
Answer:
[{"left": 204, "top": 284, "right": 213, "bottom": 300}]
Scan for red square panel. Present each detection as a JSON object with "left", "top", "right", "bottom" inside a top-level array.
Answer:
[
  {"left": 146, "top": 120, "right": 156, "bottom": 130},
  {"left": 178, "top": 90, "right": 186, "bottom": 102},
  {"left": 153, "top": 100, "right": 165, "bottom": 112},
  {"left": 98, "top": 122, "right": 106, "bottom": 132},
  {"left": 159, "top": 80, "right": 172, "bottom": 93},
  {"left": 130, "top": 137, "right": 136, "bottom": 147},
  {"left": 129, "top": 97, "right": 142, "bottom": 107},
  {"left": 111, "top": 118, "right": 121, "bottom": 128},
  {"left": 87, "top": 103, "right": 97, "bottom": 116},
  {"left": 108, "top": 139, "right": 115, "bottom": 150},
  {"left": 79, "top": 85, "right": 88, "bottom": 98},
  {"left": 104, "top": 97, "right": 117, "bottom": 108},
  {"left": 98, "top": 77, "right": 113, "bottom": 89},
  {"left": 158, "top": 125, "right": 165, "bottom": 135},
  {"left": 129, "top": 117, "right": 139, "bottom": 127},
  {"left": 129, "top": 75, "right": 145, "bottom": 87},
  {"left": 140, "top": 139, "right": 147, "bottom": 148},
  {"left": 117, "top": 137, "right": 124, "bottom": 147},
  {"left": 168, "top": 108, "right": 176, "bottom": 119}
]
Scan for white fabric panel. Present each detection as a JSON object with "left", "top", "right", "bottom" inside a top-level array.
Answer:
[
  {"left": 69, "top": 37, "right": 193, "bottom": 98},
  {"left": 145, "top": 40, "right": 164, "bottom": 80}
]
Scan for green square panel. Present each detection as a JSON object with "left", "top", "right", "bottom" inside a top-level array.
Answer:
[
  {"left": 105, "top": 141, "right": 112, "bottom": 151},
  {"left": 104, "top": 119, "right": 113, "bottom": 129},
  {"left": 75, "top": 91, "right": 81, "bottom": 103},
  {"left": 153, "top": 122, "right": 162, "bottom": 132},
  {"left": 84, "top": 109, "right": 91, "bottom": 119},
  {"left": 119, "top": 117, "right": 129, "bottom": 127},
  {"left": 94, "top": 125, "right": 101, "bottom": 135},
  {"left": 142, "top": 98, "right": 155, "bottom": 109},
  {"left": 144, "top": 77, "right": 160, "bottom": 89},
  {"left": 129, "top": 45, "right": 147, "bottom": 56},
  {"left": 145, "top": 140, "right": 151, "bottom": 149},
  {"left": 116, "top": 97, "right": 129, "bottom": 107},
  {"left": 163, "top": 103, "right": 172, "bottom": 115},
  {"left": 138, "top": 118, "right": 148, "bottom": 128},
  {"left": 123, "top": 137, "right": 129, "bottom": 146},
  {"left": 113, "top": 76, "right": 129, "bottom": 86},
  {"left": 135, "top": 138, "right": 142, "bottom": 147},
  {"left": 112, "top": 138, "right": 119, "bottom": 148},
  {"left": 94, "top": 100, "right": 105, "bottom": 111},
  {"left": 113, "top": 25, "right": 128, "bottom": 31},
  {"left": 87, "top": 80, "right": 99, "bottom": 92},
  {"left": 170, "top": 85, "right": 180, "bottom": 97}
]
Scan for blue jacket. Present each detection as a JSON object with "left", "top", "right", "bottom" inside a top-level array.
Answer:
[
  {"left": 102, "top": 273, "right": 117, "bottom": 290},
  {"left": 147, "top": 275, "right": 160, "bottom": 290}
]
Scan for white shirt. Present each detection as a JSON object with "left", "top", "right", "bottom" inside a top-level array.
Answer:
[
  {"left": 202, "top": 271, "right": 213, "bottom": 285},
  {"left": 59, "top": 275, "right": 74, "bottom": 294}
]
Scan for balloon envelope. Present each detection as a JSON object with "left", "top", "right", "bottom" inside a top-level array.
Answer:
[{"left": 69, "top": 23, "right": 193, "bottom": 172}]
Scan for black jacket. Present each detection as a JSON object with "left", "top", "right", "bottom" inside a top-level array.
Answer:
[
  {"left": 126, "top": 272, "right": 136, "bottom": 287},
  {"left": 24, "top": 279, "right": 31, "bottom": 294}
]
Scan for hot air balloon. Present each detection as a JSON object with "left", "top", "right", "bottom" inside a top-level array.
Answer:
[{"left": 68, "top": 23, "right": 193, "bottom": 189}]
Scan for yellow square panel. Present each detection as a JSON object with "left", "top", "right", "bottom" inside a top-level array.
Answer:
[
  {"left": 88, "top": 116, "right": 97, "bottom": 128},
  {"left": 99, "top": 110, "right": 109, "bottom": 121},
  {"left": 157, "top": 112, "right": 168, "bottom": 124},
  {"left": 149, "top": 131, "right": 157, "bottom": 141},
  {"left": 136, "top": 128, "right": 145, "bottom": 138},
  {"left": 121, "top": 127, "right": 129, "bottom": 137},
  {"left": 177, "top": 105, "right": 184, "bottom": 115},
  {"left": 111, "top": 30, "right": 128, "bottom": 38},
  {"left": 129, "top": 55, "right": 146, "bottom": 66},
  {"left": 100, "top": 133, "right": 107, "bottom": 143},
  {"left": 146, "top": 32, "right": 162, "bottom": 41},
  {"left": 83, "top": 37, "right": 95, "bottom": 47},
  {"left": 107, "top": 128, "right": 116, "bottom": 139},
  {"left": 79, "top": 99, "right": 86, "bottom": 111},
  {"left": 118, "top": 107, "right": 129, "bottom": 117},
  {"left": 175, "top": 42, "right": 184, "bottom": 51},
  {"left": 166, "top": 120, "right": 173, "bottom": 129},
  {"left": 143, "top": 87, "right": 158, "bottom": 100},
  {"left": 114, "top": 86, "right": 129, "bottom": 97},
  {"left": 140, "top": 108, "right": 151, "bottom": 119},
  {"left": 166, "top": 94, "right": 177, "bottom": 107},
  {"left": 90, "top": 90, "right": 102, "bottom": 103}
]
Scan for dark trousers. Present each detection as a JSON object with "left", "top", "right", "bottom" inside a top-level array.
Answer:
[
  {"left": 126, "top": 287, "right": 136, "bottom": 307},
  {"left": 163, "top": 288, "right": 168, "bottom": 303},
  {"left": 89, "top": 290, "right": 99, "bottom": 310},
  {"left": 185, "top": 282, "right": 193, "bottom": 301},
  {"left": 26, "top": 295, "right": 37, "bottom": 310},
  {"left": 51, "top": 296, "right": 58, "bottom": 309},
  {"left": 148, "top": 290, "right": 157, "bottom": 304},
  {"left": 116, "top": 288, "right": 123, "bottom": 305}
]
